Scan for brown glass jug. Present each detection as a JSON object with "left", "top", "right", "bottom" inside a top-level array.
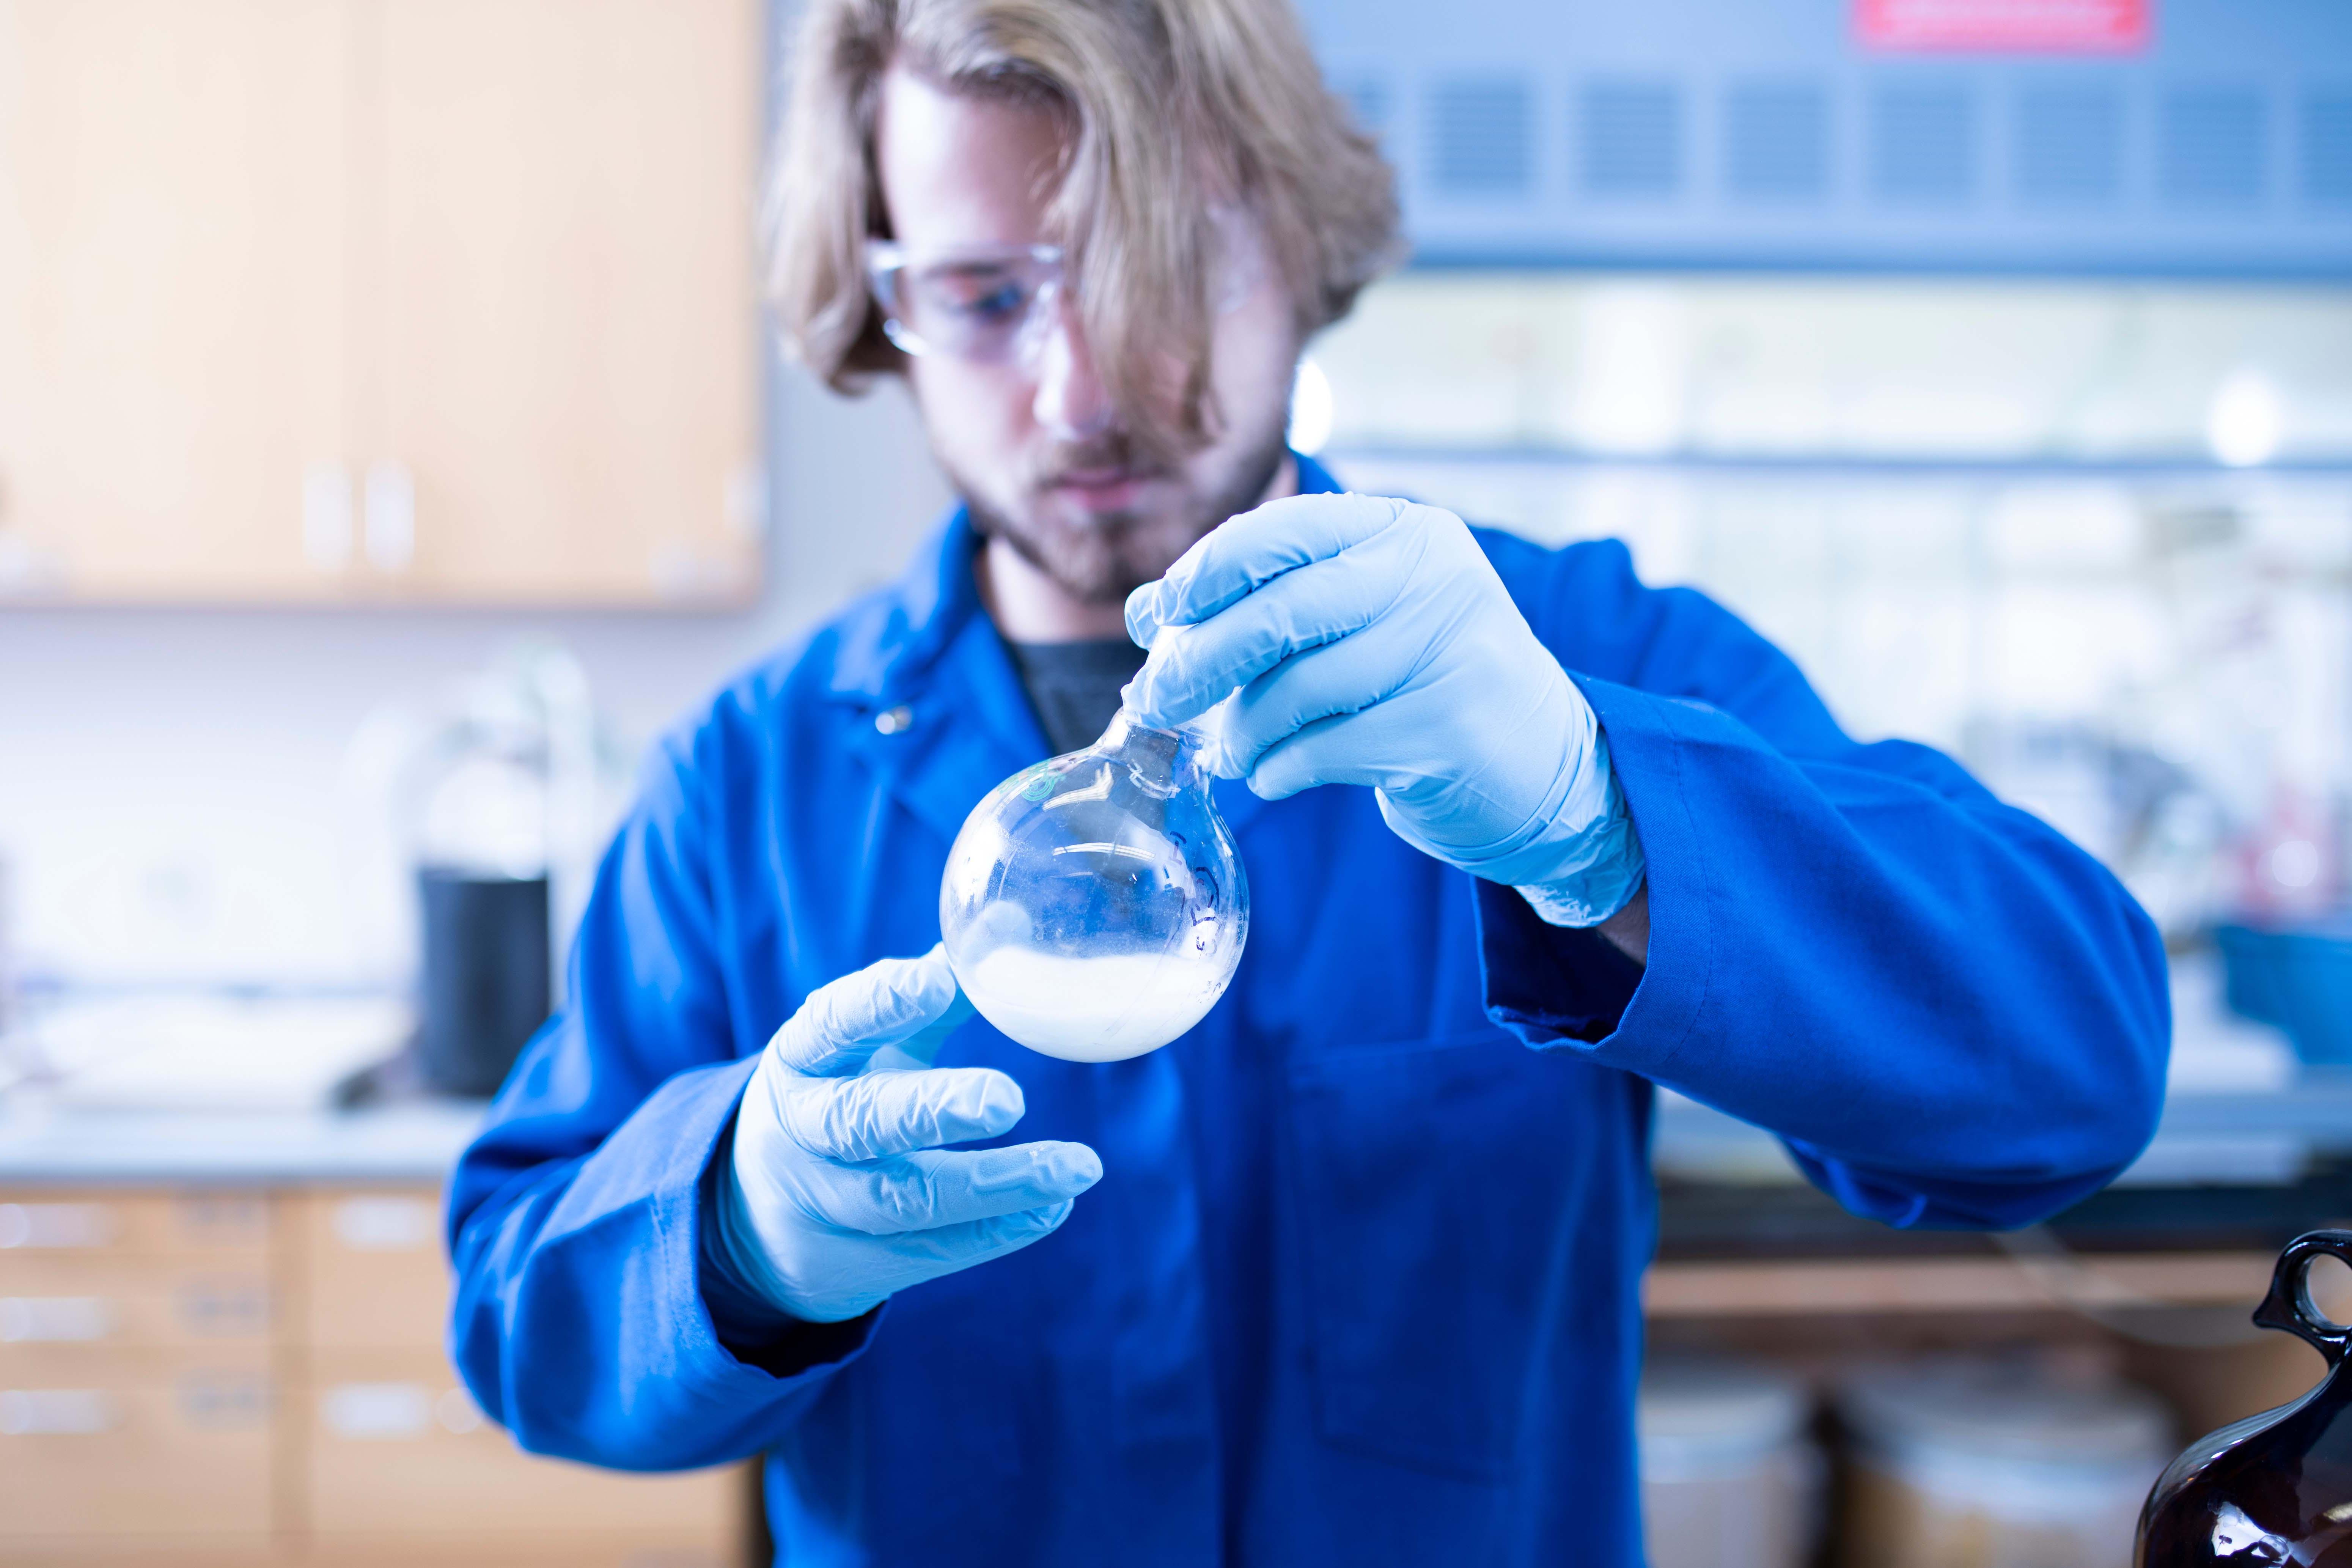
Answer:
[{"left": 2136, "top": 1229, "right": 2352, "bottom": 1565}]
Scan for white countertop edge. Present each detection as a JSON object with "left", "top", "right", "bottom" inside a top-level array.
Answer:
[{"left": 0, "top": 1099, "right": 487, "bottom": 1186}]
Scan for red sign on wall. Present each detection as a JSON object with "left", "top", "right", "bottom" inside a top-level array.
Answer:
[{"left": 1857, "top": 0, "right": 2150, "bottom": 52}]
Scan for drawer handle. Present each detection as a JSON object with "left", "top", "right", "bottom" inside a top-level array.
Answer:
[
  {"left": 179, "top": 1372, "right": 272, "bottom": 1429},
  {"left": 175, "top": 1279, "right": 271, "bottom": 1336},
  {"left": 173, "top": 1194, "right": 268, "bottom": 1246},
  {"left": 323, "top": 1382, "right": 431, "bottom": 1439},
  {"left": 0, "top": 1296, "right": 113, "bottom": 1343},
  {"left": 332, "top": 1196, "right": 437, "bottom": 1252},
  {"left": 0, "top": 1389, "right": 115, "bottom": 1435},
  {"left": 0, "top": 1203, "right": 116, "bottom": 1249}
]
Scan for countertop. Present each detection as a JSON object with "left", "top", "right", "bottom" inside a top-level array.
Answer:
[
  {"left": 2, "top": 1074, "right": 2343, "bottom": 1192},
  {"left": 0, "top": 1095, "right": 486, "bottom": 1185},
  {"left": 0, "top": 960, "right": 2339, "bottom": 1198}
]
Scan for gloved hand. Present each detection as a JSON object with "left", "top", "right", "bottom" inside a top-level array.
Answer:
[
  {"left": 715, "top": 945, "right": 1102, "bottom": 1324},
  {"left": 1123, "top": 492, "right": 1644, "bottom": 926}
]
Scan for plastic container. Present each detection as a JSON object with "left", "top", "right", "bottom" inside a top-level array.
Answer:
[
  {"left": 1639, "top": 1360, "right": 1822, "bottom": 1568},
  {"left": 1838, "top": 1359, "right": 2173, "bottom": 1568},
  {"left": 2215, "top": 922, "right": 2352, "bottom": 1065}
]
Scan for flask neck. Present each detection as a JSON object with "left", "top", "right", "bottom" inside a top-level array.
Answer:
[{"left": 1096, "top": 705, "right": 1203, "bottom": 798}]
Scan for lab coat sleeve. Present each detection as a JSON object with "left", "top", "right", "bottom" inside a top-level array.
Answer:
[
  {"left": 444, "top": 730, "right": 879, "bottom": 1472},
  {"left": 1475, "top": 535, "right": 2170, "bottom": 1230}
]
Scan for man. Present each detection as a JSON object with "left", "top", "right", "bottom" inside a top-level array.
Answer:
[{"left": 447, "top": 1, "right": 2169, "bottom": 1563}]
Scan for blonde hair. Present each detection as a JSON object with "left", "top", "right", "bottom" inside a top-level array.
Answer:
[{"left": 766, "top": 0, "right": 1401, "bottom": 452}]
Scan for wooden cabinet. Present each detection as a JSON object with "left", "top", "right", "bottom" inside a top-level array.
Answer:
[
  {"left": 0, "top": 1188, "right": 283, "bottom": 1553},
  {"left": 303, "top": 1349, "right": 739, "bottom": 1559},
  {"left": 0, "top": 0, "right": 354, "bottom": 602},
  {"left": 0, "top": 0, "right": 760, "bottom": 607},
  {"left": 0, "top": 1183, "right": 750, "bottom": 1565},
  {"left": 367, "top": 0, "right": 763, "bottom": 603}
]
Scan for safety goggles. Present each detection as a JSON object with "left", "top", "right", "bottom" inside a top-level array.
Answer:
[{"left": 864, "top": 240, "right": 1067, "bottom": 366}]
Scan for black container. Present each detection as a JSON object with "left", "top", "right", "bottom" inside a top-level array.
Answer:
[
  {"left": 417, "top": 868, "right": 550, "bottom": 1098},
  {"left": 2136, "top": 1229, "right": 2352, "bottom": 1565}
]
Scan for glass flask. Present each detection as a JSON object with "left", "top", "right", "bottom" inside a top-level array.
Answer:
[
  {"left": 2136, "top": 1228, "right": 2352, "bottom": 1566},
  {"left": 940, "top": 706, "right": 1248, "bottom": 1062}
]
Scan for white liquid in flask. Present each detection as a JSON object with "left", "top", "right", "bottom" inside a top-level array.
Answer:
[{"left": 939, "top": 708, "right": 1248, "bottom": 1062}]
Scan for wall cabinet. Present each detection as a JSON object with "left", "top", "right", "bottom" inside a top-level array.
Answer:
[{"left": 0, "top": 0, "right": 761, "bottom": 607}]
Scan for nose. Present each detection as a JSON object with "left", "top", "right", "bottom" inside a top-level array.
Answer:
[{"left": 1031, "top": 292, "right": 1115, "bottom": 442}]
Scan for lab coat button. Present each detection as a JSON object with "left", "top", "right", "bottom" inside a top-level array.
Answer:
[{"left": 875, "top": 705, "right": 914, "bottom": 736}]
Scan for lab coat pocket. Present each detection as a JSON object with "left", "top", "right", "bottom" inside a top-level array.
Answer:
[{"left": 1286, "top": 1030, "right": 1610, "bottom": 1483}]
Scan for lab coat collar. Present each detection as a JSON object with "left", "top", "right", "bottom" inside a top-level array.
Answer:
[{"left": 832, "top": 451, "right": 1343, "bottom": 843}]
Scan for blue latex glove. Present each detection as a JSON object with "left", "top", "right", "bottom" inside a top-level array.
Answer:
[
  {"left": 715, "top": 945, "right": 1102, "bottom": 1324},
  {"left": 1124, "top": 492, "right": 1645, "bottom": 927}
]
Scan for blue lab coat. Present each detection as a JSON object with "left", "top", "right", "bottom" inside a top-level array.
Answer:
[{"left": 448, "top": 455, "right": 2168, "bottom": 1567}]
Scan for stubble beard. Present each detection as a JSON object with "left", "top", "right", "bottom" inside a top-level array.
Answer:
[{"left": 954, "top": 425, "right": 1292, "bottom": 609}]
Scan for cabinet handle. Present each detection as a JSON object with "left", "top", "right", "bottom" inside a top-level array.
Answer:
[
  {"left": 0, "top": 1296, "right": 113, "bottom": 1343},
  {"left": 174, "top": 1278, "right": 270, "bottom": 1337},
  {"left": 322, "top": 1381, "right": 431, "bottom": 1440},
  {"left": 302, "top": 462, "right": 355, "bottom": 571},
  {"left": 0, "top": 1389, "right": 115, "bottom": 1435},
  {"left": 178, "top": 1371, "right": 271, "bottom": 1430},
  {"left": 0, "top": 1203, "right": 116, "bottom": 1249},
  {"left": 365, "top": 462, "right": 416, "bottom": 573},
  {"left": 332, "top": 1195, "right": 435, "bottom": 1251}
]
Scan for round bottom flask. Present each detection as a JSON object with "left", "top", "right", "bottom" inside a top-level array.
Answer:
[{"left": 940, "top": 707, "right": 1248, "bottom": 1062}]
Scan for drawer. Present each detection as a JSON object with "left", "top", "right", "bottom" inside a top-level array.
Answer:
[
  {"left": 299, "top": 1190, "right": 448, "bottom": 1351},
  {"left": 304, "top": 1350, "right": 739, "bottom": 1539},
  {"left": 0, "top": 1371, "right": 274, "bottom": 1540},
  {"left": 0, "top": 1340, "right": 272, "bottom": 1389},
  {"left": 302, "top": 1532, "right": 738, "bottom": 1568},
  {"left": 0, "top": 1191, "right": 270, "bottom": 1260},
  {"left": 3, "top": 1545, "right": 294, "bottom": 1568},
  {"left": 0, "top": 1257, "right": 274, "bottom": 1357}
]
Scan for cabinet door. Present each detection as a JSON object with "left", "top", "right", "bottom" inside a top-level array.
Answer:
[
  {"left": 0, "top": 0, "right": 352, "bottom": 601},
  {"left": 365, "top": 0, "right": 762, "bottom": 605},
  {"left": 0, "top": 1373, "right": 275, "bottom": 1545},
  {"left": 297, "top": 1187, "right": 447, "bottom": 1352}
]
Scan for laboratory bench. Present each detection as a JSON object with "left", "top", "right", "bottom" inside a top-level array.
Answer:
[
  {"left": 1645, "top": 1073, "right": 2352, "bottom": 1447},
  {"left": 3, "top": 1065, "right": 2345, "bottom": 1563}
]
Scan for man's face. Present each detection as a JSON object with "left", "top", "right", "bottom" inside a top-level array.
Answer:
[{"left": 873, "top": 66, "right": 1301, "bottom": 607}]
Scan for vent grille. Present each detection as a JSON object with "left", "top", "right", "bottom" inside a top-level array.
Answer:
[
  {"left": 1870, "top": 83, "right": 1977, "bottom": 204},
  {"left": 1725, "top": 81, "right": 1830, "bottom": 202},
  {"left": 1580, "top": 81, "right": 1682, "bottom": 197},
  {"left": 2016, "top": 85, "right": 2123, "bottom": 205},
  {"left": 2303, "top": 90, "right": 2352, "bottom": 208},
  {"left": 2160, "top": 86, "right": 2266, "bottom": 205},
  {"left": 1430, "top": 78, "right": 1534, "bottom": 196}
]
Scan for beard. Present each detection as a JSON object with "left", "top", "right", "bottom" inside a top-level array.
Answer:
[{"left": 951, "top": 422, "right": 1292, "bottom": 608}]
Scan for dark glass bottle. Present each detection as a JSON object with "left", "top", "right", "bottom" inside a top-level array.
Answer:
[{"left": 2136, "top": 1229, "right": 2352, "bottom": 1565}]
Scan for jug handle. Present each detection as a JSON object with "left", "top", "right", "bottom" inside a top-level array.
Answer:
[{"left": 2253, "top": 1228, "right": 2352, "bottom": 1367}]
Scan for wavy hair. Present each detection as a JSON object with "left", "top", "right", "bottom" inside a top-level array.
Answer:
[{"left": 766, "top": 0, "right": 1401, "bottom": 453}]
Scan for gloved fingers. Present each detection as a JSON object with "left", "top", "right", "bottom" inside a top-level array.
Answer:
[
  {"left": 1125, "top": 492, "right": 1410, "bottom": 646},
  {"left": 874, "top": 988, "right": 977, "bottom": 1071},
  {"left": 863, "top": 1200, "right": 1077, "bottom": 1282},
  {"left": 1211, "top": 621, "right": 1426, "bottom": 780},
  {"left": 814, "top": 1141, "right": 1102, "bottom": 1235},
  {"left": 1125, "top": 547, "right": 1406, "bottom": 730},
  {"left": 770, "top": 945, "right": 963, "bottom": 1078},
  {"left": 782, "top": 1065, "right": 1025, "bottom": 1161},
  {"left": 1246, "top": 702, "right": 1449, "bottom": 802}
]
